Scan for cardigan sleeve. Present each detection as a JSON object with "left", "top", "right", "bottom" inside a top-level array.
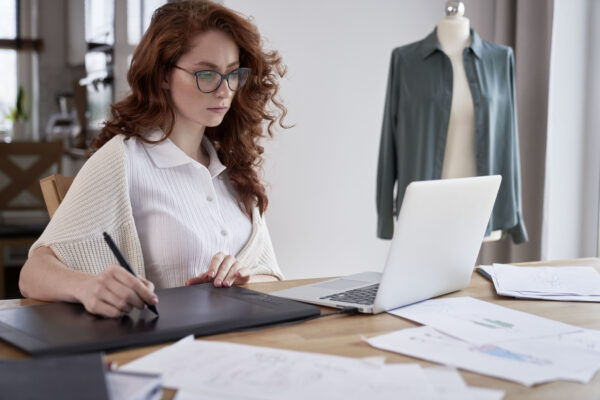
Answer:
[
  {"left": 252, "top": 215, "right": 283, "bottom": 280},
  {"left": 28, "top": 136, "right": 146, "bottom": 277},
  {"left": 236, "top": 208, "right": 284, "bottom": 280}
]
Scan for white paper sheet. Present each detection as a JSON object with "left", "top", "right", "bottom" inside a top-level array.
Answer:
[
  {"left": 106, "top": 370, "right": 162, "bottom": 400},
  {"left": 479, "top": 265, "right": 600, "bottom": 302},
  {"left": 171, "top": 364, "right": 506, "bottom": 400},
  {"left": 495, "top": 336, "right": 600, "bottom": 383},
  {"left": 443, "top": 386, "right": 506, "bottom": 400},
  {"left": 389, "top": 296, "right": 580, "bottom": 345},
  {"left": 123, "top": 335, "right": 510, "bottom": 399},
  {"left": 423, "top": 366, "right": 505, "bottom": 400},
  {"left": 352, "top": 363, "right": 439, "bottom": 400},
  {"left": 121, "top": 339, "right": 440, "bottom": 400},
  {"left": 423, "top": 366, "right": 466, "bottom": 390},
  {"left": 174, "top": 390, "right": 246, "bottom": 400},
  {"left": 364, "top": 326, "right": 574, "bottom": 386},
  {"left": 548, "top": 329, "right": 600, "bottom": 353},
  {"left": 492, "top": 264, "right": 600, "bottom": 295}
]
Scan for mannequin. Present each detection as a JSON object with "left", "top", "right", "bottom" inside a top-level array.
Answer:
[
  {"left": 376, "top": 1, "right": 527, "bottom": 243},
  {"left": 437, "top": 2, "right": 502, "bottom": 241},
  {"left": 437, "top": 4, "right": 476, "bottom": 179}
]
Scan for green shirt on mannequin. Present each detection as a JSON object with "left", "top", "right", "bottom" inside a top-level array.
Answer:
[{"left": 377, "top": 29, "right": 528, "bottom": 244}]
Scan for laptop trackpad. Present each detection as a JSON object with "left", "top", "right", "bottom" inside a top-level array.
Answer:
[{"left": 314, "top": 279, "right": 372, "bottom": 291}]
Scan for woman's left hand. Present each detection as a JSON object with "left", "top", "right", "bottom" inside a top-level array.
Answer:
[{"left": 185, "top": 252, "right": 251, "bottom": 287}]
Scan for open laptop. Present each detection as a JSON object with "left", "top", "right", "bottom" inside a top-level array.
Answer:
[{"left": 272, "top": 175, "right": 502, "bottom": 314}]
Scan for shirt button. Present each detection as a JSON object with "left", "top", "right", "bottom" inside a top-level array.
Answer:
[
  {"left": 207, "top": 195, "right": 213, "bottom": 202},
  {"left": 221, "top": 229, "right": 228, "bottom": 236}
]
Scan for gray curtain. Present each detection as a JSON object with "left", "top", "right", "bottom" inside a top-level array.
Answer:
[{"left": 477, "top": 0, "right": 554, "bottom": 264}]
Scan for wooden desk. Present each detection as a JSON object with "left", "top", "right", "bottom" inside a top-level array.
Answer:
[{"left": 1, "top": 258, "right": 600, "bottom": 400}]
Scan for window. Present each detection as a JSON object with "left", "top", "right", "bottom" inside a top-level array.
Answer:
[
  {"left": 0, "top": 0, "right": 17, "bottom": 138},
  {"left": 127, "top": 0, "right": 167, "bottom": 45},
  {"left": 113, "top": 0, "right": 165, "bottom": 99},
  {"left": 0, "top": 0, "right": 40, "bottom": 142},
  {"left": 85, "top": 0, "right": 114, "bottom": 45}
]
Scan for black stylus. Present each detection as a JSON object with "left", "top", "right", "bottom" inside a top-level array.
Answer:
[{"left": 102, "top": 232, "right": 159, "bottom": 316}]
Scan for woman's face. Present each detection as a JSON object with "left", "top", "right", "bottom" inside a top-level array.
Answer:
[{"left": 165, "top": 29, "right": 240, "bottom": 131}]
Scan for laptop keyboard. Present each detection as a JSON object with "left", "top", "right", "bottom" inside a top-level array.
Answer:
[{"left": 319, "top": 283, "right": 380, "bottom": 305}]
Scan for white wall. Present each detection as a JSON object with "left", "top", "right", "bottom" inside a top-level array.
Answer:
[
  {"left": 224, "top": 0, "right": 496, "bottom": 278},
  {"left": 543, "top": 0, "right": 600, "bottom": 260}
]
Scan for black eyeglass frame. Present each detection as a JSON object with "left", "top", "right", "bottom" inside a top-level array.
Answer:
[{"left": 173, "top": 66, "right": 251, "bottom": 94}]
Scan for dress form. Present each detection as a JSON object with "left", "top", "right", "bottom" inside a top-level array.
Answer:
[
  {"left": 437, "top": 3, "right": 502, "bottom": 241},
  {"left": 437, "top": 13, "right": 476, "bottom": 178}
]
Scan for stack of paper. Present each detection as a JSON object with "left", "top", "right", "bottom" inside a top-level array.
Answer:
[
  {"left": 121, "top": 335, "right": 504, "bottom": 399},
  {"left": 478, "top": 264, "right": 600, "bottom": 301},
  {"left": 365, "top": 297, "right": 600, "bottom": 386}
]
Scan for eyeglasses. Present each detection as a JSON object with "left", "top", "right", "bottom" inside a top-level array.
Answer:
[{"left": 174, "top": 66, "right": 251, "bottom": 93}]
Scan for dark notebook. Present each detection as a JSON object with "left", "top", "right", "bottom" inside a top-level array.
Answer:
[
  {"left": 0, "top": 352, "right": 109, "bottom": 400},
  {"left": 0, "top": 284, "right": 320, "bottom": 356}
]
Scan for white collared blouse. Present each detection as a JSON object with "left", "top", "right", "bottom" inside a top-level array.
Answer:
[{"left": 125, "top": 129, "right": 253, "bottom": 287}]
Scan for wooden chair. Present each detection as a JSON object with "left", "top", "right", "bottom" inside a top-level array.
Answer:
[
  {"left": 0, "top": 141, "right": 63, "bottom": 298},
  {"left": 40, "top": 174, "right": 74, "bottom": 219}
]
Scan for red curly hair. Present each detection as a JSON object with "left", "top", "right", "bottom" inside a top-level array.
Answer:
[{"left": 91, "top": 0, "right": 288, "bottom": 215}]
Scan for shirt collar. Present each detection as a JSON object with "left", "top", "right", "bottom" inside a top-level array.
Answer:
[
  {"left": 420, "top": 28, "right": 483, "bottom": 60},
  {"left": 142, "top": 128, "right": 227, "bottom": 178}
]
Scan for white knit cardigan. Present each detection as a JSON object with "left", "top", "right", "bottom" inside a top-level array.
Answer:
[{"left": 29, "top": 135, "right": 283, "bottom": 285}]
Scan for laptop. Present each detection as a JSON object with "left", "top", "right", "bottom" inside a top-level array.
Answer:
[
  {"left": 0, "top": 284, "right": 320, "bottom": 356},
  {"left": 272, "top": 175, "right": 502, "bottom": 314}
]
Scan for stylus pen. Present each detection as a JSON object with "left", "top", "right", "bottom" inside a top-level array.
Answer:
[{"left": 102, "top": 232, "right": 159, "bottom": 316}]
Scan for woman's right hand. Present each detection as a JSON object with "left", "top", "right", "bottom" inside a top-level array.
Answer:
[{"left": 77, "top": 264, "right": 158, "bottom": 318}]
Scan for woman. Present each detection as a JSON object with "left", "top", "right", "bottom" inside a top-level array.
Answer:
[{"left": 19, "top": 0, "right": 287, "bottom": 318}]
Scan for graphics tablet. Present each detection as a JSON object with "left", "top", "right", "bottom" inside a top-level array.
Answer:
[{"left": 0, "top": 284, "right": 321, "bottom": 356}]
